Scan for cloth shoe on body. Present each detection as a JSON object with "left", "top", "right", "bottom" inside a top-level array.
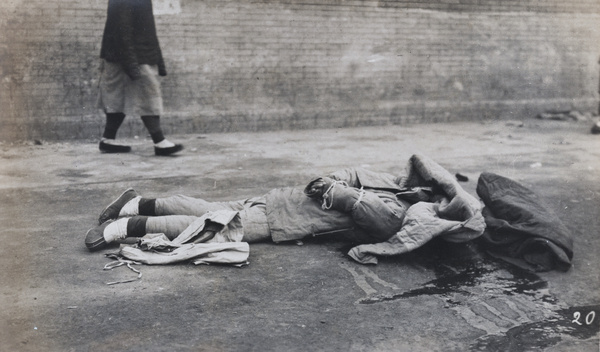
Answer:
[
  {"left": 98, "top": 188, "right": 140, "bottom": 224},
  {"left": 85, "top": 220, "right": 114, "bottom": 251},
  {"left": 85, "top": 218, "right": 129, "bottom": 252},
  {"left": 99, "top": 139, "right": 132, "bottom": 153}
]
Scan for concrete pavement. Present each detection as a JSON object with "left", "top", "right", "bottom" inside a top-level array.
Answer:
[{"left": 0, "top": 119, "right": 599, "bottom": 351}]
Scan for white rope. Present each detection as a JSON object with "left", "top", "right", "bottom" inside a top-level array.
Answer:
[
  {"left": 352, "top": 187, "right": 365, "bottom": 210},
  {"left": 104, "top": 254, "right": 142, "bottom": 285},
  {"left": 321, "top": 180, "right": 348, "bottom": 210}
]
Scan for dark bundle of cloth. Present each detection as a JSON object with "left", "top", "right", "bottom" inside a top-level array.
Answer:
[{"left": 476, "top": 172, "right": 573, "bottom": 272}]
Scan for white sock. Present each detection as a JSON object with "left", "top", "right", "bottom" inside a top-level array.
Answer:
[
  {"left": 103, "top": 218, "right": 129, "bottom": 243},
  {"left": 119, "top": 196, "right": 141, "bottom": 217},
  {"left": 155, "top": 139, "right": 175, "bottom": 148}
]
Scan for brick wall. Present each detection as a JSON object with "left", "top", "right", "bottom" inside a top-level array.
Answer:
[{"left": 0, "top": 0, "right": 599, "bottom": 141}]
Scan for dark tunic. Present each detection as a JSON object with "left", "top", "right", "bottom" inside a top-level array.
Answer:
[{"left": 100, "top": 0, "right": 166, "bottom": 79}]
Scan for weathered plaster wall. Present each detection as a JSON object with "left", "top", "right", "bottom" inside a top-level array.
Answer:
[{"left": 0, "top": 0, "right": 599, "bottom": 140}]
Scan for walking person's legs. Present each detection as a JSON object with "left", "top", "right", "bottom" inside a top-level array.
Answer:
[
  {"left": 97, "top": 60, "right": 132, "bottom": 153},
  {"left": 96, "top": 62, "right": 183, "bottom": 154},
  {"left": 135, "top": 64, "right": 182, "bottom": 155}
]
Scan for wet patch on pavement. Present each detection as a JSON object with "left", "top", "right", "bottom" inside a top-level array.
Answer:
[
  {"left": 338, "top": 240, "right": 599, "bottom": 351},
  {"left": 470, "top": 304, "right": 600, "bottom": 351}
]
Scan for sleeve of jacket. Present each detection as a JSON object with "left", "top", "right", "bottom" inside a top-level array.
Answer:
[{"left": 117, "top": 1, "right": 141, "bottom": 80}]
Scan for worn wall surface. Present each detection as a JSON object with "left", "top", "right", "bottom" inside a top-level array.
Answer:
[{"left": 1, "top": 0, "right": 599, "bottom": 141}]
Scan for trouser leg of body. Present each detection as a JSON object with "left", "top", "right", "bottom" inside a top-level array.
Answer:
[
  {"left": 150, "top": 197, "right": 271, "bottom": 242},
  {"left": 131, "top": 203, "right": 271, "bottom": 243},
  {"left": 89, "top": 194, "right": 270, "bottom": 251},
  {"left": 238, "top": 204, "right": 271, "bottom": 243},
  {"left": 142, "top": 215, "right": 199, "bottom": 239},
  {"left": 106, "top": 215, "right": 213, "bottom": 241},
  {"left": 116, "top": 211, "right": 269, "bottom": 242},
  {"left": 149, "top": 195, "right": 247, "bottom": 216},
  {"left": 98, "top": 192, "right": 250, "bottom": 223}
]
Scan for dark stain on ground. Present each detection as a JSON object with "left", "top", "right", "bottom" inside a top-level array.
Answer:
[
  {"left": 337, "top": 239, "right": 599, "bottom": 350},
  {"left": 355, "top": 239, "right": 549, "bottom": 305},
  {"left": 470, "top": 304, "right": 600, "bottom": 352}
]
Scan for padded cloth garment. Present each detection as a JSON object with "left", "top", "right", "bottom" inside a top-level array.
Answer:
[
  {"left": 347, "top": 154, "right": 486, "bottom": 264},
  {"left": 476, "top": 172, "right": 573, "bottom": 272}
]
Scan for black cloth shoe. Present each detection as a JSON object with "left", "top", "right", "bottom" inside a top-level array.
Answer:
[
  {"left": 85, "top": 220, "right": 114, "bottom": 251},
  {"left": 98, "top": 188, "right": 139, "bottom": 225},
  {"left": 154, "top": 144, "right": 183, "bottom": 156},
  {"left": 99, "top": 140, "right": 132, "bottom": 153}
]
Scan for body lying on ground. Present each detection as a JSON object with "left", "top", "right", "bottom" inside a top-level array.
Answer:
[{"left": 85, "top": 154, "right": 486, "bottom": 265}]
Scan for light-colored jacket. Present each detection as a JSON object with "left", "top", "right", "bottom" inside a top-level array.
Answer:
[
  {"left": 347, "top": 154, "right": 486, "bottom": 264},
  {"left": 266, "top": 154, "right": 486, "bottom": 264}
]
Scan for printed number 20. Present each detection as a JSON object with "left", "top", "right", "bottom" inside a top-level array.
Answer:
[{"left": 572, "top": 311, "right": 595, "bottom": 326}]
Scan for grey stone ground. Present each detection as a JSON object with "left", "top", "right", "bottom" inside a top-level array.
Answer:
[{"left": 0, "top": 120, "right": 599, "bottom": 352}]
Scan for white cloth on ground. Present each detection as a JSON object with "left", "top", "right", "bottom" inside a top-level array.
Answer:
[{"left": 119, "top": 210, "right": 249, "bottom": 265}]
